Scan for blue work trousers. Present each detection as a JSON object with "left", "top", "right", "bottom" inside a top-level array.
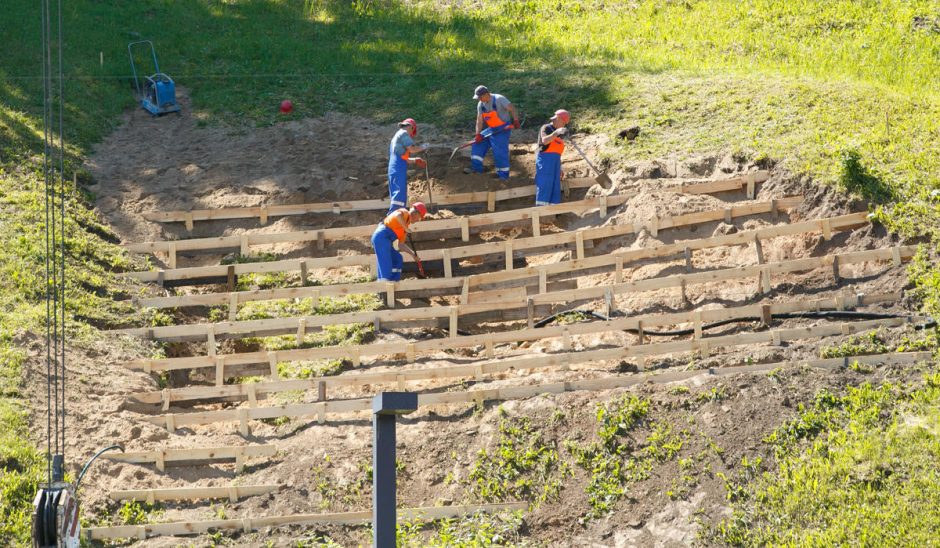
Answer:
[
  {"left": 387, "top": 156, "right": 408, "bottom": 213},
  {"left": 470, "top": 127, "right": 511, "bottom": 179},
  {"left": 371, "top": 224, "right": 403, "bottom": 281},
  {"left": 534, "top": 152, "right": 562, "bottom": 205}
]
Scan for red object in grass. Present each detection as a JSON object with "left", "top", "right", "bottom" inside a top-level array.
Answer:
[{"left": 279, "top": 100, "right": 293, "bottom": 114}]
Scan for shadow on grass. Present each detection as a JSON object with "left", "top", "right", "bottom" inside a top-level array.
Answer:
[{"left": 839, "top": 149, "right": 894, "bottom": 204}]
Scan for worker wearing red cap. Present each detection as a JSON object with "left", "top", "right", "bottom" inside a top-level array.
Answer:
[
  {"left": 535, "top": 110, "right": 570, "bottom": 205},
  {"left": 371, "top": 202, "right": 428, "bottom": 281},
  {"left": 388, "top": 119, "right": 428, "bottom": 212},
  {"left": 468, "top": 85, "right": 520, "bottom": 179}
]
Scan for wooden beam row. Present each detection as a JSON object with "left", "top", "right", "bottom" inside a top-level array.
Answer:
[
  {"left": 127, "top": 193, "right": 636, "bottom": 263},
  {"left": 127, "top": 293, "right": 901, "bottom": 408},
  {"left": 103, "top": 444, "right": 277, "bottom": 473},
  {"left": 134, "top": 211, "right": 870, "bottom": 311},
  {"left": 109, "top": 484, "right": 281, "bottom": 504},
  {"left": 84, "top": 502, "right": 528, "bottom": 540},
  {"left": 114, "top": 244, "right": 912, "bottom": 344},
  {"left": 125, "top": 196, "right": 802, "bottom": 285},
  {"left": 142, "top": 316, "right": 925, "bottom": 432},
  {"left": 140, "top": 171, "right": 769, "bottom": 229}
]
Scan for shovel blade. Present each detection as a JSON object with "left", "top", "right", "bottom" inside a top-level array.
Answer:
[{"left": 596, "top": 172, "right": 613, "bottom": 188}]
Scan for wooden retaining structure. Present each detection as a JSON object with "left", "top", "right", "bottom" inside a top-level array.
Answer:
[
  {"left": 84, "top": 502, "right": 528, "bottom": 540},
  {"left": 109, "top": 484, "right": 281, "bottom": 504},
  {"left": 127, "top": 194, "right": 637, "bottom": 267},
  {"left": 124, "top": 196, "right": 802, "bottom": 284},
  {"left": 141, "top": 314, "right": 924, "bottom": 431},
  {"left": 102, "top": 444, "right": 277, "bottom": 473},
  {"left": 125, "top": 290, "right": 901, "bottom": 382},
  {"left": 142, "top": 171, "right": 769, "bottom": 229},
  {"left": 133, "top": 211, "right": 871, "bottom": 313},
  {"left": 127, "top": 293, "right": 903, "bottom": 408},
  {"left": 114, "top": 245, "right": 913, "bottom": 344}
]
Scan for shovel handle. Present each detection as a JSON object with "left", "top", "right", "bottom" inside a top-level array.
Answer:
[{"left": 567, "top": 139, "right": 604, "bottom": 177}]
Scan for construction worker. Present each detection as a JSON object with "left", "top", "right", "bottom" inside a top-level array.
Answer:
[
  {"left": 371, "top": 202, "right": 428, "bottom": 282},
  {"left": 535, "top": 110, "right": 570, "bottom": 205},
  {"left": 388, "top": 119, "right": 428, "bottom": 212},
  {"left": 467, "top": 85, "right": 520, "bottom": 179}
]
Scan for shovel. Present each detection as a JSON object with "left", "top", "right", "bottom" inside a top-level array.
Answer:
[
  {"left": 567, "top": 138, "right": 613, "bottom": 188},
  {"left": 446, "top": 119, "right": 523, "bottom": 167},
  {"left": 407, "top": 233, "right": 428, "bottom": 279}
]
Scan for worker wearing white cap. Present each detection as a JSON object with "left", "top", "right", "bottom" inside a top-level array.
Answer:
[
  {"left": 534, "top": 110, "right": 569, "bottom": 205},
  {"left": 467, "top": 85, "right": 519, "bottom": 179},
  {"left": 388, "top": 118, "right": 428, "bottom": 212}
]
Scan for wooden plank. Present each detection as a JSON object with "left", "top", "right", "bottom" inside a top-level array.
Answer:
[
  {"left": 143, "top": 173, "right": 768, "bottom": 227},
  {"left": 125, "top": 283, "right": 901, "bottom": 377},
  {"left": 130, "top": 294, "right": 902, "bottom": 407},
  {"left": 127, "top": 194, "right": 632, "bottom": 255},
  {"left": 85, "top": 502, "right": 527, "bottom": 540},
  {"left": 143, "top": 317, "right": 923, "bottom": 430},
  {"left": 109, "top": 484, "right": 281, "bottom": 503},
  {"left": 124, "top": 197, "right": 804, "bottom": 282},
  {"left": 102, "top": 445, "right": 277, "bottom": 466}
]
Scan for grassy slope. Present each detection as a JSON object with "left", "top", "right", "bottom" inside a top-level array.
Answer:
[{"left": 1, "top": 0, "right": 939, "bottom": 544}]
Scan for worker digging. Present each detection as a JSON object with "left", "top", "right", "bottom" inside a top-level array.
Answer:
[
  {"left": 371, "top": 202, "right": 428, "bottom": 282},
  {"left": 466, "top": 85, "right": 520, "bottom": 179},
  {"left": 387, "top": 118, "right": 428, "bottom": 212},
  {"left": 535, "top": 109, "right": 570, "bottom": 206}
]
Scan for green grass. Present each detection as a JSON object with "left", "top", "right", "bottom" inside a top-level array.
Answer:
[
  {"left": 1, "top": 0, "right": 940, "bottom": 544},
  {"left": 710, "top": 370, "right": 940, "bottom": 546}
]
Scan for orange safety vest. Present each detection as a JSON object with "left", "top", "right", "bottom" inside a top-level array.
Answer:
[
  {"left": 540, "top": 125, "right": 565, "bottom": 155},
  {"left": 383, "top": 208, "right": 412, "bottom": 242},
  {"left": 481, "top": 103, "right": 509, "bottom": 129}
]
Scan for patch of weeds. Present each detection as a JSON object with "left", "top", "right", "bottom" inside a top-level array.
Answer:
[
  {"left": 419, "top": 510, "right": 527, "bottom": 547},
  {"left": 278, "top": 359, "right": 349, "bottom": 379},
  {"left": 566, "top": 394, "right": 687, "bottom": 517},
  {"left": 116, "top": 500, "right": 163, "bottom": 526},
  {"left": 848, "top": 360, "right": 875, "bottom": 374},
  {"left": 821, "top": 330, "right": 891, "bottom": 359},
  {"left": 669, "top": 385, "right": 690, "bottom": 395},
  {"left": 710, "top": 372, "right": 940, "bottom": 545},
  {"left": 469, "top": 415, "right": 569, "bottom": 507},
  {"left": 696, "top": 386, "right": 726, "bottom": 404},
  {"left": 839, "top": 149, "right": 894, "bottom": 203}
]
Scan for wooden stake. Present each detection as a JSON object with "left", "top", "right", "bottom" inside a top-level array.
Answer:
[
  {"left": 215, "top": 357, "right": 225, "bottom": 386},
  {"left": 268, "top": 351, "right": 279, "bottom": 379},
  {"left": 317, "top": 230, "right": 325, "bottom": 250},
  {"left": 167, "top": 242, "right": 177, "bottom": 270},
  {"left": 240, "top": 235, "right": 250, "bottom": 256},
  {"left": 615, "top": 256, "right": 624, "bottom": 283},
  {"left": 184, "top": 213, "right": 194, "bottom": 232},
  {"left": 300, "top": 261, "right": 309, "bottom": 286},
  {"left": 831, "top": 256, "right": 841, "bottom": 284},
  {"left": 260, "top": 205, "right": 269, "bottom": 225},
  {"left": 504, "top": 241, "right": 514, "bottom": 271},
  {"left": 487, "top": 192, "right": 496, "bottom": 212},
  {"left": 526, "top": 298, "right": 535, "bottom": 329},
  {"left": 385, "top": 283, "right": 395, "bottom": 307},
  {"left": 296, "top": 318, "right": 307, "bottom": 346},
  {"left": 460, "top": 217, "right": 470, "bottom": 241},
  {"left": 442, "top": 249, "right": 452, "bottom": 278},
  {"left": 753, "top": 235, "right": 765, "bottom": 264},
  {"left": 746, "top": 172, "right": 756, "bottom": 199},
  {"left": 207, "top": 326, "right": 217, "bottom": 357},
  {"left": 449, "top": 307, "right": 459, "bottom": 338},
  {"left": 684, "top": 247, "right": 692, "bottom": 272},
  {"left": 599, "top": 195, "right": 608, "bottom": 218},
  {"left": 228, "top": 293, "right": 239, "bottom": 321},
  {"left": 538, "top": 269, "right": 548, "bottom": 294},
  {"left": 531, "top": 213, "right": 541, "bottom": 237},
  {"left": 226, "top": 265, "right": 235, "bottom": 292},
  {"left": 575, "top": 231, "right": 585, "bottom": 259},
  {"left": 317, "top": 380, "right": 326, "bottom": 401}
]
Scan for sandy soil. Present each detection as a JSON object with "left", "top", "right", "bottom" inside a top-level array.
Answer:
[{"left": 21, "top": 99, "right": 921, "bottom": 546}]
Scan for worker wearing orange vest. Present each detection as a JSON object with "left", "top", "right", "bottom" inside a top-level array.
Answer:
[
  {"left": 535, "top": 110, "right": 570, "bottom": 205},
  {"left": 388, "top": 119, "right": 428, "bottom": 212},
  {"left": 468, "top": 85, "right": 520, "bottom": 179},
  {"left": 371, "top": 202, "right": 428, "bottom": 281}
]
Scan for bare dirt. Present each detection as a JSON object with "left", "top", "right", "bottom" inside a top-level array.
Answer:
[{"left": 22, "top": 99, "right": 923, "bottom": 546}]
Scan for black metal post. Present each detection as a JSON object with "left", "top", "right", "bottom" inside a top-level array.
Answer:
[{"left": 372, "top": 392, "right": 418, "bottom": 548}]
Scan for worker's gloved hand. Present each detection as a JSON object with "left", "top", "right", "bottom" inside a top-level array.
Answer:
[
  {"left": 474, "top": 133, "right": 484, "bottom": 143},
  {"left": 414, "top": 158, "right": 427, "bottom": 168},
  {"left": 555, "top": 127, "right": 568, "bottom": 136},
  {"left": 420, "top": 143, "right": 430, "bottom": 151},
  {"left": 512, "top": 119, "right": 521, "bottom": 129}
]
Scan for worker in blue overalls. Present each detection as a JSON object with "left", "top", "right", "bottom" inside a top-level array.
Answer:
[
  {"left": 387, "top": 118, "right": 428, "bottom": 212},
  {"left": 466, "top": 85, "right": 520, "bottom": 179},
  {"left": 535, "top": 109, "right": 570, "bottom": 205},
  {"left": 371, "top": 202, "right": 428, "bottom": 282}
]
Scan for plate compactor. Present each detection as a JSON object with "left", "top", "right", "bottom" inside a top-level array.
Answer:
[{"left": 128, "top": 40, "right": 180, "bottom": 116}]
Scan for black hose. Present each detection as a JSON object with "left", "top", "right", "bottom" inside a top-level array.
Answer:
[
  {"left": 534, "top": 308, "right": 937, "bottom": 336},
  {"left": 76, "top": 445, "right": 124, "bottom": 489}
]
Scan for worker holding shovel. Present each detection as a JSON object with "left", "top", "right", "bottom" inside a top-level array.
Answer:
[
  {"left": 466, "top": 85, "right": 520, "bottom": 179},
  {"left": 534, "top": 109, "right": 570, "bottom": 205},
  {"left": 371, "top": 202, "right": 428, "bottom": 282},
  {"left": 387, "top": 118, "right": 428, "bottom": 212}
]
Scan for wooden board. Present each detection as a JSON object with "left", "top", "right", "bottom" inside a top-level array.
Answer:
[
  {"left": 141, "top": 314, "right": 924, "bottom": 430},
  {"left": 141, "top": 172, "right": 769, "bottom": 228},
  {"left": 126, "top": 194, "right": 634, "bottom": 256},
  {"left": 102, "top": 444, "right": 277, "bottom": 473},
  {"left": 109, "top": 484, "right": 281, "bottom": 503},
  {"left": 125, "top": 290, "right": 900, "bottom": 378},
  {"left": 124, "top": 196, "right": 803, "bottom": 283},
  {"left": 114, "top": 244, "right": 911, "bottom": 343},
  {"left": 134, "top": 211, "right": 870, "bottom": 310},
  {"left": 84, "top": 502, "right": 528, "bottom": 540},
  {"left": 128, "top": 292, "right": 902, "bottom": 407}
]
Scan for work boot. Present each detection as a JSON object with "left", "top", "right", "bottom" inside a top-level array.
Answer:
[{"left": 463, "top": 167, "right": 473, "bottom": 174}]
